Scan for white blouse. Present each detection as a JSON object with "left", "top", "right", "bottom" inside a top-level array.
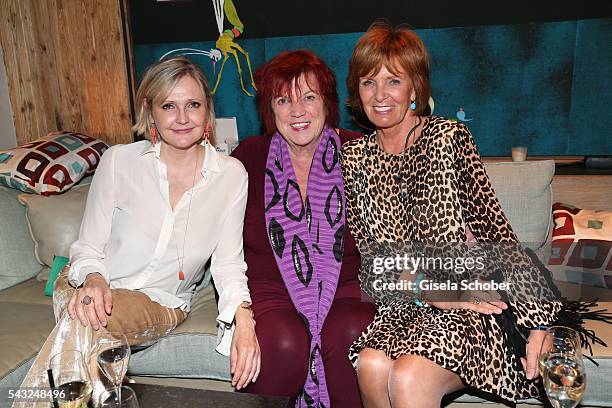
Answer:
[{"left": 69, "top": 140, "right": 250, "bottom": 355}]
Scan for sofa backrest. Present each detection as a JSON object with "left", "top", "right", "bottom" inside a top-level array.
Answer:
[
  {"left": 0, "top": 186, "right": 42, "bottom": 290},
  {"left": 484, "top": 160, "right": 555, "bottom": 250},
  {"left": 0, "top": 161, "right": 557, "bottom": 291}
]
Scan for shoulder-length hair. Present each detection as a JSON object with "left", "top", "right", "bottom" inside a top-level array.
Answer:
[
  {"left": 255, "top": 50, "right": 339, "bottom": 136},
  {"left": 347, "top": 21, "right": 431, "bottom": 117},
  {"left": 132, "top": 56, "right": 216, "bottom": 142}
]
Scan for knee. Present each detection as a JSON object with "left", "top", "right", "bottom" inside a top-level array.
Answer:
[
  {"left": 388, "top": 356, "right": 422, "bottom": 390},
  {"left": 356, "top": 348, "right": 392, "bottom": 382},
  {"left": 273, "top": 333, "right": 309, "bottom": 362},
  {"left": 388, "top": 355, "right": 449, "bottom": 401},
  {"left": 256, "top": 312, "right": 309, "bottom": 375},
  {"left": 249, "top": 314, "right": 309, "bottom": 396},
  {"left": 322, "top": 300, "right": 375, "bottom": 351}
]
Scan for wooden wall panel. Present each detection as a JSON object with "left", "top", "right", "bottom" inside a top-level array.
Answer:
[{"left": 0, "top": 0, "right": 132, "bottom": 146}]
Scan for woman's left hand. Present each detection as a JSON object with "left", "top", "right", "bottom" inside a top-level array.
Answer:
[
  {"left": 521, "top": 329, "right": 547, "bottom": 380},
  {"left": 230, "top": 305, "right": 260, "bottom": 390}
]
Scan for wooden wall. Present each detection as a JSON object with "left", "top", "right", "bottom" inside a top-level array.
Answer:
[{"left": 0, "top": 0, "right": 133, "bottom": 146}]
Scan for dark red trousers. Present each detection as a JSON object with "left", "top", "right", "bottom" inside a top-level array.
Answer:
[{"left": 244, "top": 295, "right": 375, "bottom": 407}]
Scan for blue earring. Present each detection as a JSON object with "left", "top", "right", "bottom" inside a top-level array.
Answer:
[{"left": 410, "top": 100, "right": 417, "bottom": 110}]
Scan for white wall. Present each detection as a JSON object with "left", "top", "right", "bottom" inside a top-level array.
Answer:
[{"left": 0, "top": 45, "right": 17, "bottom": 149}]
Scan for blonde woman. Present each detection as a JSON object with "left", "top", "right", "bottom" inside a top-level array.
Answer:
[{"left": 16, "top": 57, "right": 259, "bottom": 406}]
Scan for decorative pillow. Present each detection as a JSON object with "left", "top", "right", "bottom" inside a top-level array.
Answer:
[
  {"left": 0, "top": 131, "right": 108, "bottom": 195},
  {"left": 18, "top": 184, "right": 90, "bottom": 268},
  {"left": 548, "top": 203, "right": 612, "bottom": 288}
]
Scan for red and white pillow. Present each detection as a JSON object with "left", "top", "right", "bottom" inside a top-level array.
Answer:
[
  {"left": 0, "top": 131, "right": 108, "bottom": 195},
  {"left": 548, "top": 203, "right": 612, "bottom": 288}
]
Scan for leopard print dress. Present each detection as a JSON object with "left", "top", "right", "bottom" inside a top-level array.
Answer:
[{"left": 341, "top": 116, "right": 559, "bottom": 402}]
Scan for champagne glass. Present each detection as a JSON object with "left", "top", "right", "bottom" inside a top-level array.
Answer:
[
  {"left": 96, "top": 331, "right": 130, "bottom": 406},
  {"left": 538, "top": 326, "right": 581, "bottom": 375},
  {"left": 543, "top": 353, "right": 587, "bottom": 408},
  {"left": 48, "top": 349, "right": 92, "bottom": 408},
  {"left": 99, "top": 385, "right": 140, "bottom": 408}
]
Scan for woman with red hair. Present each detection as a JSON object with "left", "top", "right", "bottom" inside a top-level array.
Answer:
[{"left": 232, "top": 50, "right": 375, "bottom": 407}]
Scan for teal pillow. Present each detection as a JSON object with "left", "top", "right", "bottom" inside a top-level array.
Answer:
[{"left": 45, "top": 255, "right": 69, "bottom": 296}]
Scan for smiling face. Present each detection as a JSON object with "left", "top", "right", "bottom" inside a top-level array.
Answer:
[
  {"left": 271, "top": 74, "right": 327, "bottom": 153},
  {"left": 358, "top": 64, "right": 416, "bottom": 135},
  {"left": 151, "top": 75, "right": 207, "bottom": 151}
]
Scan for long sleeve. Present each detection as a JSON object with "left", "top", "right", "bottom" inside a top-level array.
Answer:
[
  {"left": 213, "top": 172, "right": 251, "bottom": 355},
  {"left": 68, "top": 145, "right": 118, "bottom": 287},
  {"left": 452, "top": 124, "right": 559, "bottom": 327}
]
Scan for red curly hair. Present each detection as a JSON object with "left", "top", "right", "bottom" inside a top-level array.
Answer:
[{"left": 255, "top": 50, "right": 339, "bottom": 136}]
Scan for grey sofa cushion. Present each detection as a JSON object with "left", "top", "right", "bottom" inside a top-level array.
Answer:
[
  {"left": 484, "top": 161, "right": 554, "bottom": 250},
  {"left": 0, "top": 186, "right": 43, "bottom": 290},
  {"left": 129, "top": 284, "right": 231, "bottom": 380},
  {"left": 18, "top": 184, "right": 89, "bottom": 268}
]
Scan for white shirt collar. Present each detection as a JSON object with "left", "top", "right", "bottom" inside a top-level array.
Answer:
[{"left": 139, "top": 141, "right": 221, "bottom": 174}]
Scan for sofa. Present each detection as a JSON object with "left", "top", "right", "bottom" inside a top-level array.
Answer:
[{"left": 1, "top": 159, "right": 610, "bottom": 407}]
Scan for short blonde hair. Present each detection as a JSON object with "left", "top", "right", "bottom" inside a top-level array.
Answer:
[
  {"left": 132, "top": 56, "right": 216, "bottom": 142},
  {"left": 347, "top": 21, "right": 431, "bottom": 117}
]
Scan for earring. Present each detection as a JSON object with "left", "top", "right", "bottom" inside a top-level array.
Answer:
[
  {"left": 410, "top": 100, "right": 417, "bottom": 110},
  {"left": 203, "top": 123, "right": 211, "bottom": 144},
  {"left": 150, "top": 126, "right": 157, "bottom": 145}
]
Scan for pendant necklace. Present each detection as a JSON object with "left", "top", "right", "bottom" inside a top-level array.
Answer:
[
  {"left": 173, "top": 147, "right": 201, "bottom": 281},
  {"left": 398, "top": 115, "right": 422, "bottom": 225}
]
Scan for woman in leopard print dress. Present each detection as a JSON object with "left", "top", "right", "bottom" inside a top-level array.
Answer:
[{"left": 341, "top": 22, "right": 560, "bottom": 406}]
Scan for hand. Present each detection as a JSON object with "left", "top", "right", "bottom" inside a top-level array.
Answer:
[
  {"left": 428, "top": 289, "right": 508, "bottom": 315},
  {"left": 67, "top": 273, "right": 112, "bottom": 330},
  {"left": 521, "top": 329, "right": 546, "bottom": 380},
  {"left": 230, "top": 305, "right": 260, "bottom": 390}
]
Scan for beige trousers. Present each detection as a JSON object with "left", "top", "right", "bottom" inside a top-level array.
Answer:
[{"left": 14, "top": 267, "right": 187, "bottom": 407}]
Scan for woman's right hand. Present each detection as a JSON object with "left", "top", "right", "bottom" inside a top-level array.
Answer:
[
  {"left": 67, "top": 273, "right": 113, "bottom": 330},
  {"left": 427, "top": 289, "right": 507, "bottom": 315}
]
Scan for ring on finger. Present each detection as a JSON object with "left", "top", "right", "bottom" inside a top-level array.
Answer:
[
  {"left": 81, "top": 295, "right": 92, "bottom": 305},
  {"left": 472, "top": 297, "right": 481, "bottom": 305}
]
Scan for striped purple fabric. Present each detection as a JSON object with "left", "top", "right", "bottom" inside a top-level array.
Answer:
[{"left": 264, "top": 125, "right": 345, "bottom": 408}]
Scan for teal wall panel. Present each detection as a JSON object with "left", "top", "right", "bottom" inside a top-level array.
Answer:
[{"left": 134, "top": 18, "right": 611, "bottom": 156}]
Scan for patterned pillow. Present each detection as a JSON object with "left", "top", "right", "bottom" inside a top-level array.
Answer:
[
  {"left": 0, "top": 131, "right": 108, "bottom": 195},
  {"left": 548, "top": 203, "right": 612, "bottom": 288}
]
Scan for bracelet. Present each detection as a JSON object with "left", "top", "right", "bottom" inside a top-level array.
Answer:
[
  {"left": 239, "top": 302, "right": 254, "bottom": 318},
  {"left": 412, "top": 272, "right": 429, "bottom": 307},
  {"left": 531, "top": 325, "right": 548, "bottom": 331}
]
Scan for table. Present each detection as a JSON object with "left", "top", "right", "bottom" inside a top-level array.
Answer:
[{"left": 129, "top": 383, "right": 290, "bottom": 408}]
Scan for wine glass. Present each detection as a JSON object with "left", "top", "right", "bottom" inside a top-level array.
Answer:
[
  {"left": 538, "top": 326, "right": 581, "bottom": 375},
  {"left": 99, "top": 385, "right": 140, "bottom": 408},
  {"left": 96, "top": 331, "right": 130, "bottom": 406},
  {"left": 48, "top": 349, "right": 92, "bottom": 408},
  {"left": 543, "top": 353, "right": 587, "bottom": 408}
]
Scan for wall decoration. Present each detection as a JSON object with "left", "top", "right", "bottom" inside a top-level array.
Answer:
[
  {"left": 456, "top": 107, "right": 473, "bottom": 122},
  {"left": 159, "top": 0, "right": 256, "bottom": 96},
  {"left": 134, "top": 18, "right": 612, "bottom": 156}
]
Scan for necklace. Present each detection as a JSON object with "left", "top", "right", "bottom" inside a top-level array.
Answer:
[
  {"left": 357, "top": 116, "right": 423, "bottom": 241},
  {"left": 173, "top": 147, "right": 201, "bottom": 281},
  {"left": 398, "top": 115, "right": 422, "bottom": 221}
]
